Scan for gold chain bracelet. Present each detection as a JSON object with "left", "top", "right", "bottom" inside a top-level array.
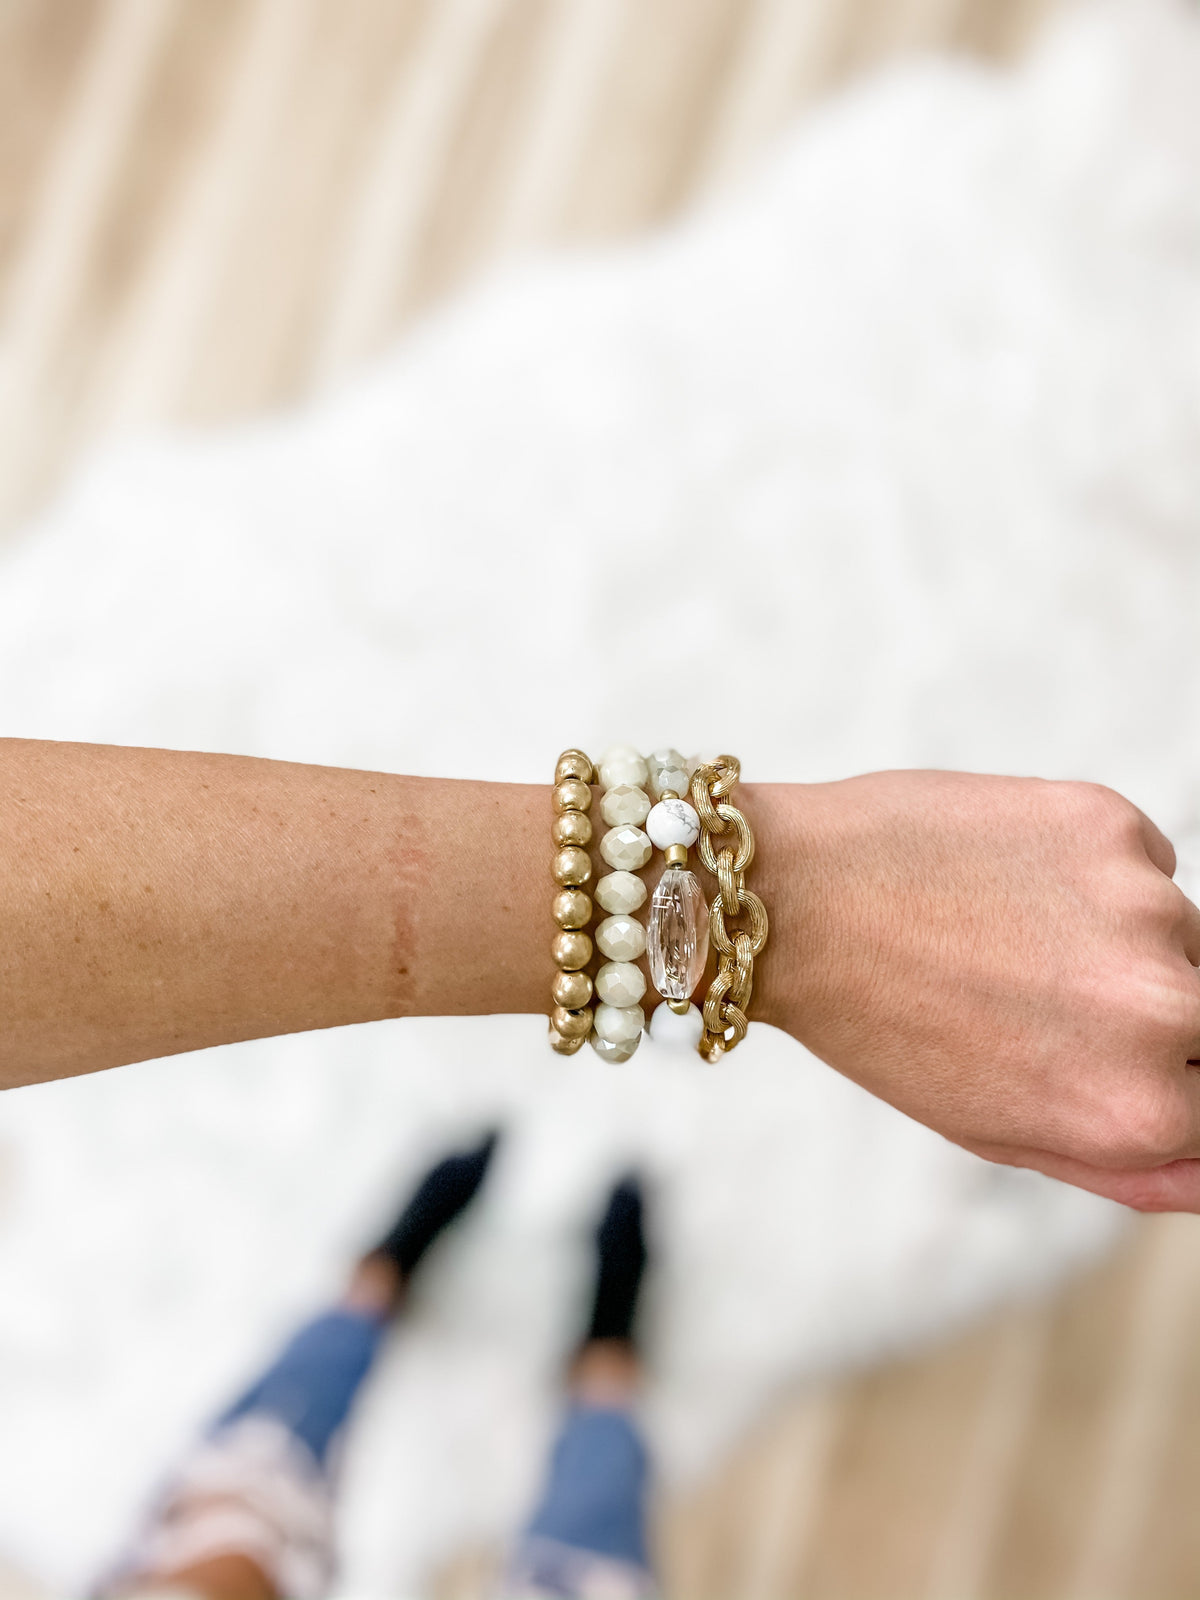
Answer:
[{"left": 691, "top": 755, "right": 768, "bottom": 1060}]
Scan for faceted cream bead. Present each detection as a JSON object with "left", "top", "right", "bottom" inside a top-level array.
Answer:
[
  {"left": 552, "top": 929, "right": 593, "bottom": 970},
  {"left": 554, "top": 779, "right": 592, "bottom": 813},
  {"left": 600, "top": 784, "right": 651, "bottom": 828},
  {"left": 647, "top": 748, "right": 690, "bottom": 800},
  {"left": 593, "top": 1001, "right": 645, "bottom": 1045},
  {"left": 590, "top": 1032, "right": 640, "bottom": 1064},
  {"left": 596, "top": 914, "right": 646, "bottom": 962},
  {"left": 553, "top": 847, "right": 592, "bottom": 886},
  {"left": 595, "top": 960, "right": 646, "bottom": 1008},
  {"left": 599, "top": 745, "right": 649, "bottom": 791},
  {"left": 595, "top": 871, "right": 647, "bottom": 916},
  {"left": 555, "top": 749, "right": 594, "bottom": 784},
  {"left": 646, "top": 797, "right": 700, "bottom": 850},
  {"left": 552, "top": 810, "right": 593, "bottom": 849},
  {"left": 647, "top": 1000, "right": 704, "bottom": 1051},
  {"left": 549, "top": 1025, "right": 586, "bottom": 1056},
  {"left": 552, "top": 888, "right": 592, "bottom": 929},
  {"left": 552, "top": 969, "right": 593, "bottom": 1009},
  {"left": 600, "top": 825, "right": 651, "bottom": 872}
]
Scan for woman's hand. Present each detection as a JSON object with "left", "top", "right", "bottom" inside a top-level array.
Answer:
[{"left": 760, "top": 771, "right": 1200, "bottom": 1211}]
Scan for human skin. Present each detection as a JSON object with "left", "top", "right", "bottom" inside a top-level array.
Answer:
[{"left": 2, "top": 740, "right": 1199, "bottom": 1211}]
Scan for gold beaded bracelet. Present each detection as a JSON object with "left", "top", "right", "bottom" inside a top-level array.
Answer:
[
  {"left": 548, "top": 748, "right": 596, "bottom": 1055},
  {"left": 691, "top": 755, "right": 768, "bottom": 1060}
]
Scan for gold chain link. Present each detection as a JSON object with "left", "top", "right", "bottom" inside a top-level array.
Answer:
[{"left": 691, "top": 755, "right": 768, "bottom": 1060}]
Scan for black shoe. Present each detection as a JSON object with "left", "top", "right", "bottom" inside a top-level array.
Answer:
[
  {"left": 370, "top": 1130, "right": 499, "bottom": 1284},
  {"left": 582, "top": 1173, "right": 648, "bottom": 1349}
]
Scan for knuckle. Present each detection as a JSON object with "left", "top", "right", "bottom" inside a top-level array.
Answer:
[
  {"left": 1092, "top": 862, "right": 1181, "bottom": 936},
  {"left": 1143, "top": 878, "right": 1186, "bottom": 923},
  {"left": 1062, "top": 781, "right": 1140, "bottom": 842}
]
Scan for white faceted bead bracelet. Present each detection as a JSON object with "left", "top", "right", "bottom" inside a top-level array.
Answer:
[{"left": 589, "top": 745, "right": 654, "bottom": 1062}]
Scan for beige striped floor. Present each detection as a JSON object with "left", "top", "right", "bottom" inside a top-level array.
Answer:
[{"left": 5, "top": 3, "right": 1200, "bottom": 1598}]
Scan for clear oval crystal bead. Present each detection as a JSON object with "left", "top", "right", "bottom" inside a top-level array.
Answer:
[{"left": 647, "top": 866, "right": 709, "bottom": 1001}]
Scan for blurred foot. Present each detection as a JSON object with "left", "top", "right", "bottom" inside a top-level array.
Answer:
[
  {"left": 571, "top": 1175, "right": 648, "bottom": 1399},
  {"left": 349, "top": 1130, "right": 500, "bottom": 1315},
  {"left": 126, "top": 1547, "right": 277, "bottom": 1600},
  {"left": 571, "top": 1337, "right": 643, "bottom": 1407}
]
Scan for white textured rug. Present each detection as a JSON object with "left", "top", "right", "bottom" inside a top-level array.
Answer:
[{"left": 2, "top": 1, "right": 1200, "bottom": 1591}]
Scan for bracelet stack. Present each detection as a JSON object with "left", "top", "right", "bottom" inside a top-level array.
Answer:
[{"left": 549, "top": 746, "right": 768, "bottom": 1061}]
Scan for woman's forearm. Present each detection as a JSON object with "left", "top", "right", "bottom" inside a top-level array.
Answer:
[
  {"left": 0, "top": 740, "right": 802, "bottom": 1085},
  {"left": 0, "top": 742, "right": 540, "bottom": 1082}
]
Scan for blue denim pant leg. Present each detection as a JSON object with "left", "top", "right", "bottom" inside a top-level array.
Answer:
[
  {"left": 96, "top": 1308, "right": 384, "bottom": 1599},
  {"left": 509, "top": 1401, "right": 654, "bottom": 1595},
  {"left": 215, "top": 1306, "right": 388, "bottom": 1468}
]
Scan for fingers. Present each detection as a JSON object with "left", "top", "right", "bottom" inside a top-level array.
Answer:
[
  {"left": 1127, "top": 804, "right": 1200, "bottom": 961},
  {"left": 1173, "top": 888, "right": 1200, "bottom": 968},
  {"left": 1123, "top": 803, "right": 1200, "bottom": 957},
  {"left": 968, "top": 1141, "right": 1200, "bottom": 1214},
  {"left": 969, "top": 1040, "right": 1200, "bottom": 1185},
  {"left": 1143, "top": 876, "right": 1200, "bottom": 967}
]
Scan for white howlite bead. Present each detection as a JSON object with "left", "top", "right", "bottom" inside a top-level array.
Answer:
[
  {"left": 648, "top": 1001, "right": 704, "bottom": 1052},
  {"left": 590, "top": 1031, "right": 640, "bottom": 1064},
  {"left": 648, "top": 747, "right": 690, "bottom": 799},
  {"left": 596, "top": 914, "right": 647, "bottom": 962},
  {"left": 595, "top": 960, "right": 646, "bottom": 1008},
  {"left": 600, "top": 825, "right": 652, "bottom": 872},
  {"left": 599, "top": 746, "right": 650, "bottom": 791},
  {"left": 594, "top": 1002, "right": 645, "bottom": 1045},
  {"left": 646, "top": 797, "right": 700, "bottom": 849},
  {"left": 595, "top": 871, "right": 647, "bottom": 915},
  {"left": 600, "top": 784, "right": 651, "bottom": 827}
]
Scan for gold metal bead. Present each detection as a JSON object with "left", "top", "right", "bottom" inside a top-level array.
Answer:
[
  {"left": 663, "top": 843, "right": 688, "bottom": 867},
  {"left": 556, "top": 749, "right": 594, "bottom": 785},
  {"left": 549, "top": 1026, "right": 587, "bottom": 1056},
  {"left": 551, "top": 929, "right": 593, "bottom": 970},
  {"left": 661, "top": 789, "right": 680, "bottom": 802},
  {"left": 553, "top": 810, "right": 593, "bottom": 848},
  {"left": 553, "top": 888, "right": 592, "bottom": 929},
  {"left": 553, "top": 969, "right": 593, "bottom": 1008},
  {"left": 668, "top": 998, "right": 692, "bottom": 1014},
  {"left": 552, "top": 847, "right": 592, "bottom": 887},
  {"left": 554, "top": 779, "right": 592, "bottom": 814},
  {"left": 551, "top": 1004, "right": 593, "bottom": 1038}
]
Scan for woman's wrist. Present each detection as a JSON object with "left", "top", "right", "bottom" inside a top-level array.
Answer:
[{"left": 720, "top": 781, "right": 823, "bottom": 1042}]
